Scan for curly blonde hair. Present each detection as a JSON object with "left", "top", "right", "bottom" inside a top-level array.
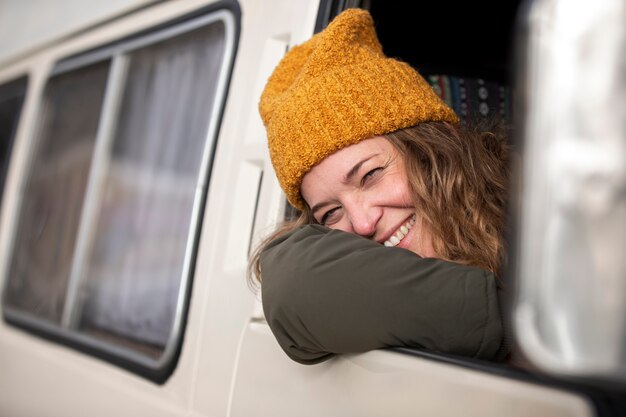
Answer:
[{"left": 249, "top": 120, "right": 510, "bottom": 288}]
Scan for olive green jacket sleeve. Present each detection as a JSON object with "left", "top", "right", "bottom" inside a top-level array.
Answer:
[{"left": 260, "top": 225, "right": 508, "bottom": 365}]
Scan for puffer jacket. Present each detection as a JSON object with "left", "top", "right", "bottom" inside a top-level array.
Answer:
[{"left": 260, "top": 224, "right": 509, "bottom": 364}]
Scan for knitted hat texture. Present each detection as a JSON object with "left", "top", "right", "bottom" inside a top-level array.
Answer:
[{"left": 259, "top": 8, "right": 458, "bottom": 209}]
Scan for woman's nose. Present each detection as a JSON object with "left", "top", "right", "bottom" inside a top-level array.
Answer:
[{"left": 345, "top": 201, "right": 381, "bottom": 238}]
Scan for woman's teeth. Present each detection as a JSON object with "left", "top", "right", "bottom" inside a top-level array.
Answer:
[{"left": 384, "top": 214, "right": 416, "bottom": 247}]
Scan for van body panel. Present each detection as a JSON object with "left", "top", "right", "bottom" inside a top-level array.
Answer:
[{"left": 230, "top": 322, "right": 594, "bottom": 417}]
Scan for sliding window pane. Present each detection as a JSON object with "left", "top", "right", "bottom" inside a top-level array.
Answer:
[
  {"left": 77, "top": 22, "right": 226, "bottom": 354},
  {"left": 4, "top": 62, "right": 110, "bottom": 323}
]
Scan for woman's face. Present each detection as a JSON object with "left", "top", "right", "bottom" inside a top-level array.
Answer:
[{"left": 301, "top": 137, "right": 436, "bottom": 258}]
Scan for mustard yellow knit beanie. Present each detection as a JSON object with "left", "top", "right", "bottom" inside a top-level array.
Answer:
[{"left": 259, "top": 8, "right": 458, "bottom": 210}]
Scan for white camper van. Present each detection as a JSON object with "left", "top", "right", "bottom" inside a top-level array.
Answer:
[{"left": 0, "top": 0, "right": 624, "bottom": 416}]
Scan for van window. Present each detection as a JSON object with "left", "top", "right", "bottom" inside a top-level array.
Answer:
[
  {"left": 0, "top": 77, "right": 28, "bottom": 207},
  {"left": 2, "top": 9, "right": 236, "bottom": 378}
]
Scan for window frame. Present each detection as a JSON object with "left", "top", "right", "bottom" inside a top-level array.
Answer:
[
  {"left": 1, "top": 1, "right": 240, "bottom": 383},
  {"left": 0, "top": 76, "right": 28, "bottom": 208}
]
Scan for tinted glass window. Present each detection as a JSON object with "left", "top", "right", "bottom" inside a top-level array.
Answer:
[
  {"left": 77, "top": 23, "right": 226, "bottom": 355},
  {"left": 4, "top": 63, "right": 109, "bottom": 323}
]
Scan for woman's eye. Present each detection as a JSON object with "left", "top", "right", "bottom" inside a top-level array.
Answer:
[
  {"left": 361, "top": 167, "right": 383, "bottom": 185},
  {"left": 320, "top": 207, "right": 340, "bottom": 226}
]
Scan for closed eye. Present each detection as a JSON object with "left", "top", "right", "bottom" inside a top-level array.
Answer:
[
  {"left": 320, "top": 206, "right": 340, "bottom": 226},
  {"left": 361, "top": 167, "right": 383, "bottom": 186}
]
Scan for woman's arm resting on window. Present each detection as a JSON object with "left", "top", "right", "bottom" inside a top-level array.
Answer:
[{"left": 260, "top": 225, "right": 508, "bottom": 364}]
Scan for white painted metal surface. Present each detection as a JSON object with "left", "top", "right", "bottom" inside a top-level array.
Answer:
[
  {"left": 0, "top": 0, "right": 157, "bottom": 65},
  {"left": 231, "top": 323, "right": 593, "bottom": 417}
]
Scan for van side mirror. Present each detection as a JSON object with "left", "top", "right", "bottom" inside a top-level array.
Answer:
[{"left": 513, "top": 0, "right": 626, "bottom": 383}]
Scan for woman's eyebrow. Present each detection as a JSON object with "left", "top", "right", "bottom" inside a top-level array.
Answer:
[
  {"left": 310, "top": 201, "right": 331, "bottom": 217},
  {"left": 343, "top": 154, "right": 378, "bottom": 184}
]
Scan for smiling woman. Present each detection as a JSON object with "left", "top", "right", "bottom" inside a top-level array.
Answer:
[
  {"left": 249, "top": 8, "right": 511, "bottom": 364},
  {"left": 301, "top": 136, "right": 438, "bottom": 258}
]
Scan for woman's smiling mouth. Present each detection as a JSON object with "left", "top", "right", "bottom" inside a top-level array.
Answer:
[{"left": 383, "top": 214, "right": 416, "bottom": 247}]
